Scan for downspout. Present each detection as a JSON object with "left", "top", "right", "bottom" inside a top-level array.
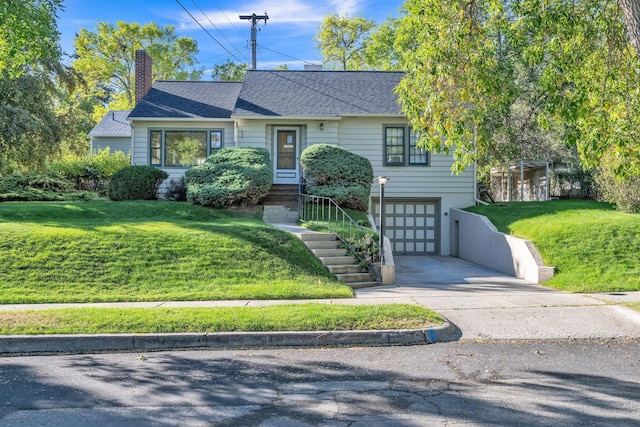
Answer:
[{"left": 473, "top": 125, "right": 489, "bottom": 206}]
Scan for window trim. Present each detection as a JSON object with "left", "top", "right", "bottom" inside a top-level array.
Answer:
[
  {"left": 149, "top": 128, "right": 224, "bottom": 168},
  {"left": 383, "top": 124, "right": 429, "bottom": 167}
]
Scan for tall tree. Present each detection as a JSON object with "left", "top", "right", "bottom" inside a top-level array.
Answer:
[
  {"left": 316, "top": 13, "right": 376, "bottom": 70},
  {"left": 0, "top": 0, "right": 62, "bottom": 77},
  {"left": 395, "top": 0, "right": 640, "bottom": 176},
  {"left": 73, "top": 21, "right": 202, "bottom": 118},
  {"left": 211, "top": 60, "right": 247, "bottom": 81},
  {"left": 0, "top": 0, "right": 68, "bottom": 174}
]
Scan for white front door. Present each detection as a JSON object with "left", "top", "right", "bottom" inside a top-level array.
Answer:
[{"left": 273, "top": 127, "right": 299, "bottom": 184}]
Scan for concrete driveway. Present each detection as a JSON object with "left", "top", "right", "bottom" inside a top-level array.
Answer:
[{"left": 356, "top": 256, "right": 640, "bottom": 340}]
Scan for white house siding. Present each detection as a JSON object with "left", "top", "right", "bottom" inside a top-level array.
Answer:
[
  {"left": 130, "top": 119, "right": 235, "bottom": 194},
  {"left": 90, "top": 136, "right": 132, "bottom": 155},
  {"left": 336, "top": 116, "right": 475, "bottom": 256}
]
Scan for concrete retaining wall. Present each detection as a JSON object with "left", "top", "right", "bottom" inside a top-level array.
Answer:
[{"left": 449, "top": 208, "right": 555, "bottom": 283}]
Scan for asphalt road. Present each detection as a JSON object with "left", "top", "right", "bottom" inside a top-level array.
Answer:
[{"left": 1, "top": 339, "right": 638, "bottom": 426}]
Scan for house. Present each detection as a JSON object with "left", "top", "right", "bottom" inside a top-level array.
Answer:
[
  {"left": 127, "top": 51, "right": 476, "bottom": 256},
  {"left": 89, "top": 110, "right": 132, "bottom": 155}
]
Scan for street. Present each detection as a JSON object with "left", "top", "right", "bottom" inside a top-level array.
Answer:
[{"left": 1, "top": 339, "right": 638, "bottom": 426}]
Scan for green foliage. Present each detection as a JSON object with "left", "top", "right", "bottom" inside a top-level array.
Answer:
[
  {"left": 364, "top": 17, "right": 402, "bottom": 71},
  {"left": 73, "top": 21, "right": 202, "bottom": 118},
  {"left": 0, "top": 73, "right": 62, "bottom": 175},
  {"left": 0, "top": 201, "right": 351, "bottom": 303},
  {"left": 0, "top": 174, "right": 98, "bottom": 202},
  {"left": 211, "top": 60, "right": 247, "bottom": 81},
  {"left": 395, "top": 0, "right": 640, "bottom": 176},
  {"left": 49, "top": 148, "right": 130, "bottom": 193},
  {"left": 466, "top": 200, "right": 640, "bottom": 292},
  {"left": 550, "top": 169, "right": 597, "bottom": 200},
  {"left": 164, "top": 176, "right": 187, "bottom": 202},
  {"left": 0, "top": 304, "right": 442, "bottom": 334},
  {"left": 185, "top": 147, "right": 271, "bottom": 208},
  {"left": 305, "top": 184, "right": 370, "bottom": 212},
  {"left": 595, "top": 153, "right": 640, "bottom": 213},
  {"left": 316, "top": 13, "right": 376, "bottom": 70},
  {"left": 0, "top": 0, "right": 62, "bottom": 77},
  {"left": 301, "top": 144, "right": 373, "bottom": 211},
  {"left": 108, "top": 165, "right": 168, "bottom": 201}
]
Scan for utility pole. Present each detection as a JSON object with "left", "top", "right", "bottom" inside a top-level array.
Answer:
[{"left": 239, "top": 13, "right": 269, "bottom": 70}]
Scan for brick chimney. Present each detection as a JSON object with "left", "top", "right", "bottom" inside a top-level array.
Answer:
[{"left": 135, "top": 50, "right": 152, "bottom": 104}]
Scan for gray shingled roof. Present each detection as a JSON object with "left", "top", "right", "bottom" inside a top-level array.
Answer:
[
  {"left": 128, "top": 81, "right": 242, "bottom": 119},
  {"left": 89, "top": 110, "right": 132, "bottom": 137},
  {"left": 232, "top": 70, "right": 404, "bottom": 117}
]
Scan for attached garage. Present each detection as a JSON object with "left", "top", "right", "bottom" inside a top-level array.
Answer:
[{"left": 372, "top": 198, "right": 441, "bottom": 255}]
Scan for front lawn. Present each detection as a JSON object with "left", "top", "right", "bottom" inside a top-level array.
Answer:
[
  {"left": 0, "top": 304, "right": 444, "bottom": 334},
  {"left": 466, "top": 200, "right": 640, "bottom": 293},
  {"left": 0, "top": 201, "right": 353, "bottom": 303}
]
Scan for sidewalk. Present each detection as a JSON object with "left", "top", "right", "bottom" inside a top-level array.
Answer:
[{"left": 2, "top": 253, "right": 640, "bottom": 354}]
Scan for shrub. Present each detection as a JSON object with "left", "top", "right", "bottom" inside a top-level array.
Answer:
[
  {"left": 305, "top": 183, "right": 370, "bottom": 212},
  {"left": 300, "top": 144, "right": 373, "bottom": 186},
  {"left": 0, "top": 174, "right": 98, "bottom": 202},
  {"left": 301, "top": 144, "right": 373, "bottom": 211},
  {"left": 595, "top": 164, "right": 640, "bottom": 213},
  {"left": 185, "top": 147, "right": 271, "bottom": 208},
  {"left": 48, "top": 148, "right": 130, "bottom": 194},
  {"left": 108, "top": 166, "right": 168, "bottom": 201},
  {"left": 164, "top": 176, "right": 187, "bottom": 202}
]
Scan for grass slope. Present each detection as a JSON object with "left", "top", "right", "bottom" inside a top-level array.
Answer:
[
  {"left": 466, "top": 200, "right": 640, "bottom": 292},
  {"left": 0, "top": 201, "right": 353, "bottom": 303}
]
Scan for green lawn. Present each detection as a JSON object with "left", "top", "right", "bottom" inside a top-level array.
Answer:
[
  {"left": 0, "top": 201, "right": 353, "bottom": 303},
  {"left": 466, "top": 200, "right": 640, "bottom": 293},
  {"left": 0, "top": 304, "right": 444, "bottom": 334}
]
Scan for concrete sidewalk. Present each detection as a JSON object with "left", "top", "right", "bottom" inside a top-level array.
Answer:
[{"left": 1, "top": 255, "right": 639, "bottom": 355}]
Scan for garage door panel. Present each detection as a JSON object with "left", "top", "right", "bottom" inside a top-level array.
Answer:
[{"left": 373, "top": 198, "right": 440, "bottom": 255}]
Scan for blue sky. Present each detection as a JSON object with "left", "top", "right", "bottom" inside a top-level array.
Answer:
[{"left": 58, "top": 0, "right": 405, "bottom": 73}]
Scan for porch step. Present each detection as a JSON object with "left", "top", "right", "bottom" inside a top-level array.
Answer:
[
  {"left": 262, "top": 184, "right": 298, "bottom": 209},
  {"left": 299, "top": 232, "right": 379, "bottom": 289}
]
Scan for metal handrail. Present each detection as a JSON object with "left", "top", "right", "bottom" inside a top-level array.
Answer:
[{"left": 298, "top": 193, "right": 380, "bottom": 279}]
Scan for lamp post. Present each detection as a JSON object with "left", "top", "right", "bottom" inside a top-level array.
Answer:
[{"left": 377, "top": 176, "right": 388, "bottom": 269}]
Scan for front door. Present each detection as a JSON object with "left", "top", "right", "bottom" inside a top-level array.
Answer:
[{"left": 273, "top": 127, "right": 299, "bottom": 184}]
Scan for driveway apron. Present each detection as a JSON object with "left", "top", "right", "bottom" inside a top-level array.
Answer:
[{"left": 355, "top": 256, "right": 640, "bottom": 341}]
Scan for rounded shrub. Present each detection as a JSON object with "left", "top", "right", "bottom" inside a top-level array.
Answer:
[
  {"left": 300, "top": 144, "right": 373, "bottom": 211},
  {"left": 185, "top": 147, "right": 271, "bottom": 208},
  {"left": 108, "top": 166, "right": 168, "bottom": 201},
  {"left": 300, "top": 144, "right": 373, "bottom": 187}
]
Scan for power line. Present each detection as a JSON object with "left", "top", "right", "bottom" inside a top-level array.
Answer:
[
  {"left": 175, "top": 0, "right": 244, "bottom": 64},
  {"left": 210, "top": 0, "right": 243, "bottom": 37},
  {"left": 259, "top": 45, "right": 317, "bottom": 66},
  {"left": 190, "top": 0, "right": 247, "bottom": 62}
]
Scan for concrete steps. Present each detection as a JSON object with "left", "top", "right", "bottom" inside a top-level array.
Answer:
[
  {"left": 300, "top": 232, "right": 379, "bottom": 289},
  {"left": 262, "top": 184, "right": 298, "bottom": 209}
]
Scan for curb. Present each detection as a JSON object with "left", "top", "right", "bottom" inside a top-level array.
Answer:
[{"left": 0, "top": 321, "right": 460, "bottom": 356}]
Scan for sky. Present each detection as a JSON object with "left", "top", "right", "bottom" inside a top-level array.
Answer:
[{"left": 57, "top": 0, "right": 406, "bottom": 74}]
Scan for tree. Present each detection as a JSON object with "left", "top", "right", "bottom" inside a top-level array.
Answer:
[
  {"left": 211, "top": 60, "right": 247, "bottom": 81},
  {"left": 395, "top": 0, "right": 640, "bottom": 177},
  {"left": 73, "top": 21, "right": 202, "bottom": 118},
  {"left": 0, "top": 73, "right": 62, "bottom": 174},
  {"left": 0, "top": 0, "right": 68, "bottom": 174},
  {"left": 364, "top": 17, "right": 402, "bottom": 71},
  {"left": 316, "top": 13, "right": 376, "bottom": 70},
  {"left": 0, "top": 0, "right": 62, "bottom": 77}
]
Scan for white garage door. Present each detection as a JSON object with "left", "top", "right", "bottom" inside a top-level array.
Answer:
[{"left": 372, "top": 198, "right": 440, "bottom": 255}]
